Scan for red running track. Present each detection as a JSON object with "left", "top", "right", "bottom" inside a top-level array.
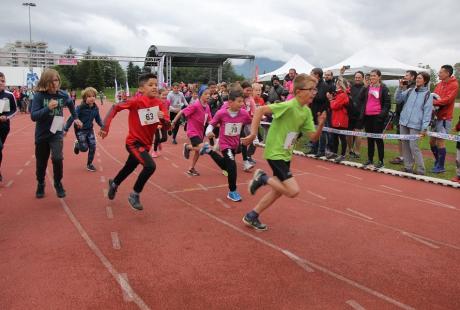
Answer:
[{"left": 0, "top": 103, "right": 459, "bottom": 309}]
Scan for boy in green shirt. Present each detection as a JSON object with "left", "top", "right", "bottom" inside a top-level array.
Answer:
[{"left": 241, "top": 74, "right": 326, "bottom": 230}]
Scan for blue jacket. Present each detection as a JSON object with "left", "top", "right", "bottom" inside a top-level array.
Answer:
[
  {"left": 31, "top": 90, "right": 78, "bottom": 143},
  {"left": 64, "top": 102, "right": 103, "bottom": 132},
  {"left": 0, "top": 90, "right": 17, "bottom": 131},
  {"left": 396, "top": 86, "right": 433, "bottom": 131}
]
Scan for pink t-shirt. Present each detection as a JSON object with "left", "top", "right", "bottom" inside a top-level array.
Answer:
[
  {"left": 244, "top": 97, "right": 256, "bottom": 117},
  {"left": 211, "top": 108, "right": 252, "bottom": 151},
  {"left": 183, "top": 101, "right": 212, "bottom": 139},
  {"left": 286, "top": 80, "right": 295, "bottom": 100},
  {"left": 365, "top": 86, "right": 382, "bottom": 116}
]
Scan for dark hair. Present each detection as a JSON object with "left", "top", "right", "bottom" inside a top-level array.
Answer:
[
  {"left": 228, "top": 83, "right": 244, "bottom": 101},
  {"left": 207, "top": 80, "right": 217, "bottom": 87},
  {"left": 289, "top": 68, "right": 297, "bottom": 74},
  {"left": 240, "top": 81, "right": 252, "bottom": 89},
  {"left": 138, "top": 73, "right": 157, "bottom": 86},
  {"left": 418, "top": 72, "right": 431, "bottom": 86},
  {"left": 441, "top": 65, "right": 454, "bottom": 76},
  {"left": 370, "top": 69, "right": 382, "bottom": 77},
  {"left": 355, "top": 71, "right": 364, "bottom": 78},
  {"left": 271, "top": 75, "right": 280, "bottom": 83},
  {"left": 202, "top": 78, "right": 209, "bottom": 84},
  {"left": 0, "top": 72, "right": 4, "bottom": 79},
  {"left": 311, "top": 68, "right": 323, "bottom": 78},
  {"left": 406, "top": 70, "right": 417, "bottom": 80}
]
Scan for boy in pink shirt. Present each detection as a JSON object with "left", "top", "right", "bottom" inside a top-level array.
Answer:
[
  {"left": 200, "top": 84, "right": 252, "bottom": 202},
  {"left": 171, "top": 89, "right": 212, "bottom": 176}
]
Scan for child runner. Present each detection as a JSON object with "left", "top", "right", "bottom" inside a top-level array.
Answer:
[
  {"left": 171, "top": 89, "right": 212, "bottom": 176},
  {"left": 240, "top": 81, "right": 257, "bottom": 171},
  {"left": 99, "top": 73, "right": 169, "bottom": 211},
  {"left": 64, "top": 87, "right": 104, "bottom": 172},
  {"left": 200, "top": 84, "right": 251, "bottom": 201},
  {"left": 31, "top": 69, "right": 82, "bottom": 198},
  {"left": 152, "top": 89, "right": 170, "bottom": 158},
  {"left": 241, "top": 74, "right": 326, "bottom": 230},
  {"left": 0, "top": 72, "right": 18, "bottom": 182},
  {"left": 167, "top": 82, "right": 188, "bottom": 144}
]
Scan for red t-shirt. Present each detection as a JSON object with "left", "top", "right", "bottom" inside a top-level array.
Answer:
[
  {"left": 103, "top": 96, "right": 169, "bottom": 149},
  {"left": 254, "top": 96, "right": 265, "bottom": 107}
]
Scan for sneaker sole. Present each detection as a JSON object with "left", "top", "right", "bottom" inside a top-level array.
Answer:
[
  {"left": 248, "top": 169, "right": 264, "bottom": 195},
  {"left": 128, "top": 198, "right": 143, "bottom": 211},
  {"left": 227, "top": 195, "right": 242, "bottom": 202},
  {"left": 242, "top": 216, "right": 267, "bottom": 231},
  {"left": 87, "top": 168, "right": 96, "bottom": 172}
]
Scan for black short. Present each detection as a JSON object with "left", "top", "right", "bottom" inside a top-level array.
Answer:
[
  {"left": 189, "top": 136, "right": 203, "bottom": 147},
  {"left": 267, "top": 159, "right": 292, "bottom": 182},
  {"left": 348, "top": 118, "right": 364, "bottom": 130}
]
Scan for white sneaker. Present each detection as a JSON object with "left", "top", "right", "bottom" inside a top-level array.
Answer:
[{"left": 243, "top": 160, "right": 255, "bottom": 172}]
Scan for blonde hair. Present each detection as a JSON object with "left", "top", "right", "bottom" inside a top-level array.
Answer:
[
  {"left": 36, "top": 69, "right": 60, "bottom": 92},
  {"left": 81, "top": 87, "right": 98, "bottom": 101},
  {"left": 335, "top": 78, "right": 348, "bottom": 91},
  {"left": 293, "top": 74, "right": 317, "bottom": 93},
  {"left": 252, "top": 83, "right": 262, "bottom": 90}
]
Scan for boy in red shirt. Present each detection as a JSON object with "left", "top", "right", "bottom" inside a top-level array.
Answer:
[{"left": 99, "top": 73, "right": 169, "bottom": 210}]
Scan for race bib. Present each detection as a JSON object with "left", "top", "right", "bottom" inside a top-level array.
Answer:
[
  {"left": 0, "top": 98, "right": 10, "bottom": 113},
  {"left": 283, "top": 132, "right": 299, "bottom": 150},
  {"left": 50, "top": 116, "right": 64, "bottom": 133},
  {"left": 138, "top": 107, "right": 159, "bottom": 126},
  {"left": 224, "top": 123, "right": 242, "bottom": 136}
]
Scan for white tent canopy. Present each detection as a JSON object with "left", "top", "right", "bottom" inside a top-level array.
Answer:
[
  {"left": 324, "top": 47, "right": 427, "bottom": 78},
  {"left": 258, "top": 54, "right": 315, "bottom": 82}
]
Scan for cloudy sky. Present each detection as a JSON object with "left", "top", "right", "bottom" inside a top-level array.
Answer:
[{"left": 2, "top": 0, "right": 459, "bottom": 69}]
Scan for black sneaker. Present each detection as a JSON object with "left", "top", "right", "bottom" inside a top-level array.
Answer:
[
  {"left": 374, "top": 161, "right": 384, "bottom": 169},
  {"left": 87, "top": 164, "right": 97, "bottom": 172},
  {"left": 334, "top": 155, "right": 345, "bottom": 163},
  {"left": 108, "top": 179, "right": 118, "bottom": 200},
  {"left": 54, "top": 182, "right": 66, "bottom": 198},
  {"left": 36, "top": 182, "right": 45, "bottom": 199},
  {"left": 362, "top": 160, "right": 373, "bottom": 167},
  {"left": 172, "top": 139, "right": 178, "bottom": 145},
  {"left": 183, "top": 143, "right": 191, "bottom": 159},
  {"left": 314, "top": 152, "right": 325, "bottom": 158},
  {"left": 243, "top": 215, "right": 267, "bottom": 231},
  {"left": 248, "top": 169, "right": 267, "bottom": 195},
  {"left": 326, "top": 153, "right": 338, "bottom": 160},
  {"left": 73, "top": 140, "right": 80, "bottom": 155},
  {"left": 128, "top": 193, "right": 143, "bottom": 211}
]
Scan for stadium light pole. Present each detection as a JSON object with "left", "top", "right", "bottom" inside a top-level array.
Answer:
[{"left": 22, "top": 2, "right": 36, "bottom": 68}]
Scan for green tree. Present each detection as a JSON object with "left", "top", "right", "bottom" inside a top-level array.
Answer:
[
  {"left": 86, "top": 61, "right": 105, "bottom": 91},
  {"left": 127, "top": 61, "right": 142, "bottom": 87}
]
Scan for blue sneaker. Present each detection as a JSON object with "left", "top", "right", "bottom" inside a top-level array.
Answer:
[
  {"left": 199, "top": 143, "right": 211, "bottom": 155},
  {"left": 431, "top": 166, "right": 446, "bottom": 174},
  {"left": 227, "top": 191, "right": 242, "bottom": 202}
]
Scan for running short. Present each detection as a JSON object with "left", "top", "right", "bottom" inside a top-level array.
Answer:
[
  {"left": 267, "top": 159, "right": 292, "bottom": 182},
  {"left": 189, "top": 136, "right": 203, "bottom": 147}
]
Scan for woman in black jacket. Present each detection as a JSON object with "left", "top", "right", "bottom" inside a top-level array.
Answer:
[{"left": 359, "top": 69, "right": 391, "bottom": 169}]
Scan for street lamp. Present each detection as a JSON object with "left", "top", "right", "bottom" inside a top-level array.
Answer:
[{"left": 22, "top": 2, "right": 36, "bottom": 68}]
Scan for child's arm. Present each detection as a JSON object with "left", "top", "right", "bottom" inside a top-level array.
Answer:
[
  {"left": 65, "top": 96, "right": 82, "bottom": 129},
  {"left": 307, "top": 111, "right": 326, "bottom": 142},
  {"left": 170, "top": 110, "right": 184, "bottom": 127},
  {"left": 99, "top": 99, "right": 135, "bottom": 138},
  {"left": 241, "top": 105, "right": 272, "bottom": 145},
  {"left": 95, "top": 108, "right": 104, "bottom": 128}
]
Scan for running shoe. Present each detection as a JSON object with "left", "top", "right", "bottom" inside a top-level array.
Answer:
[
  {"left": 242, "top": 214, "right": 267, "bottom": 231},
  {"left": 36, "top": 182, "right": 45, "bottom": 199},
  {"left": 248, "top": 157, "right": 257, "bottom": 165},
  {"left": 334, "top": 155, "right": 345, "bottom": 163},
  {"left": 362, "top": 160, "right": 373, "bottom": 168},
  {"left": 227, "top": 191, "right": 242, "bottom": 202},
  {"left": 450, "top": 176, "right": 460, "bottom": 183},
  {"left": 389, "top": 157, "right": 403, "bottom": 165},
  {"left": 54, "top": 182, "right": 66, "bottom": 198},
  {"left": 199, "top": 143, "right": 211, "bottom": 155},
  {"left": 128, "top": 193, "right": 143, "bottom": 211},
  {"left": 187, "top": 168, "right": 200, "bottom": 176},
  {"left": 248, "top": 169, "right": 267, "bottom": 195},
  {"left": 172, "top": 139, "right": 178, "bottom": 145},
  {"left": 374, "top": 161, "right": 385, "bottom": 169},
  {"left": 108, "top": 179, "right": 118, "bottom": 200},
  {"left": 183, "top": 143, "right": 191, "bottom": 159},
  {"left": 243, "top": 160, "right": 255, "bottom": 172},
  {"left": 73, "top": 140, "right": 80, "bottom": 155},
  {"left": 87, "top": 164, "right": 97, "bottom": 172},
  {"left": 151, "top": 150, "right": 159, "bottom": 158},
  {"left": 222, "top": 170, "right": 228, "bottom": 177}
]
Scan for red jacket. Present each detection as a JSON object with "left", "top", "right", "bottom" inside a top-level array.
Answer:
[
  {"left": 103, "top": 96, "right": 169, "bottom": 149},
  {"left": 330, "top": 90, "right": 349, "bottom": 128},
  {"left": 433, "top": 76, "right": 459, "bottom": 120}
]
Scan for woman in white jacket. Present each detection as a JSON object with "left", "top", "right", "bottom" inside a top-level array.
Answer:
[{"left": 396, "top": 72, "right": 433, "bottom": 175}]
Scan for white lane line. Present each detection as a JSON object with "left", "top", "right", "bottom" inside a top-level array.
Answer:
[
  {"left": 316, "top": 165, "right": 331, "bottom": 171},
  {"left": 197, "top": 183, "right": 208, "bottom": 191},
  {"left": 346, "top": 208, "right": 374, "bottom": 221},
  {"left": 379, "top": 185, "right": 402, "bottom": 192},
  {"left": 119, "top": 273, "right": 134, "bottom": 302},
  {"left": 401, "top": 232, "right": 440, "bottom": 249},
  {"left": 99, "top": 139, "right": 415, "bottom": 310},
  {"left": 163, "top": 156, "right": 170, "bottom": 161},
  {"left": 111, "top": 232, "right": 121, "bottom": 250},
  {"left": 282, "top": 249, "right": 314, "bottom": 272},
  {"left": 16, "top": 169, "right": 24, "bottom": 176},
  {"left": 103, "top": 188, "right": 108, "bottom": 198},
  {"left": 100, "top": 176, "right": 106, "bottom": 183},
  {"left": 346, "top": 174, "right": 362, "bottom": 180},
  {"left": 6, "top": 180, "right": 13, "bottom": 188},
  {"left": 346, "top": 299, "right": 367, "bottom": 310},
  {"left": 171, "top": 163, "right": 179, "bottom": 168},
  {"left": 307, "top": 190, "right": 326, "bottom": 200},
  {"left": 216, "top": 198, "right": 231, "bottom": 209},
  {"left": 106, "top": 207, "right": 114, "bottom": 219},
  {"left": 24, "top": 160, "right": 31, "bottom": 167},
  {"left": 425, "top": 199, "right": 457, "bottom": 210},
  {"left": 55, "top": 198, "right": 150, "bottom": 310}
]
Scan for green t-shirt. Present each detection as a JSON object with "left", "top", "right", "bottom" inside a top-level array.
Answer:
[{"left": 264, "top": 98, "right": 315, "bottom": 161}]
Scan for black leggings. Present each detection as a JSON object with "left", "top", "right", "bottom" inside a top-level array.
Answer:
[
  {"left": 169, "top": 112, "right": 181, "bottom": 140},
  {"left": 331, "top": 129, "right": 347, "bottom": 156},
  {"left": 364, "top": 115, "right": 385, "bottom": 162},
  {"left": 35, "top": 135, "right": 63, "bottom": 184},
  {"left": 0, "top": 126, "right": 10, "bottom": 168},
  {"left": 113, "top": 143, "right": 156, "bottom": 193},
  {"left": 153, "top": 127, "right": 168, "bottom": 151},
  {"left": 208, "top": 149, "right": 237, "bottom": 191}
]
